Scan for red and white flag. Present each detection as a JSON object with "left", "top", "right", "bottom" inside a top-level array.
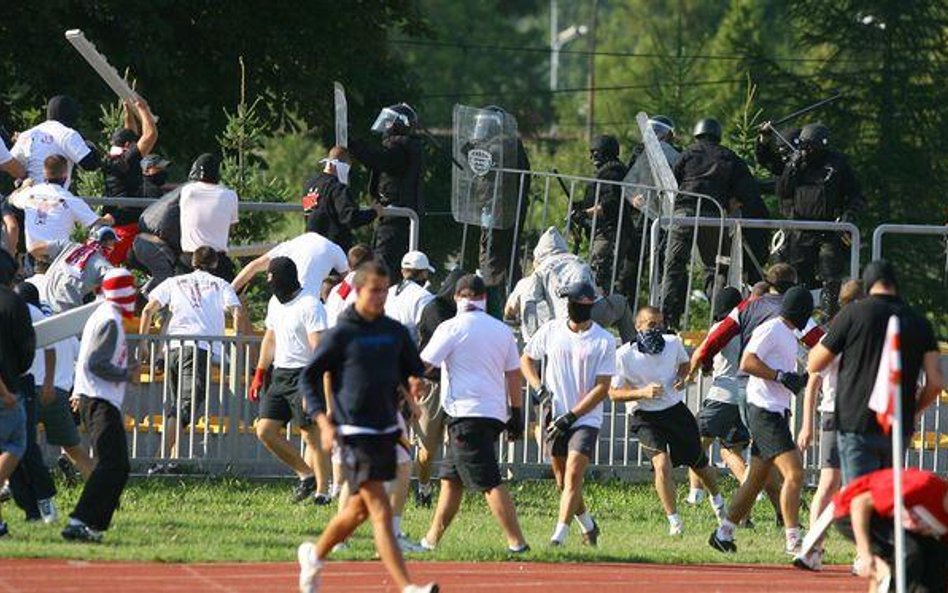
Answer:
[{"left": 868, "top": 315, "right": 902, "bottom": 435}]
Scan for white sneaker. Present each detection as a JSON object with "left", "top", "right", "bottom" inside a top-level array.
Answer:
[
  {"left": 784, "top": 532, "right": 803, "bottom": 556},
  {"left": 331, "top": 541, "right": 349, "bottom": 554},
  {"left": 418, "top": 537, "right": 436, "bottom": 552},
  {"left": 851, "top": 554, "right": 865, "bottom": 576},
  {"left": 297, "top": 542, "right": 323, "bottom": 593},
  {"left": 38, "top": 498, "right": 59, "bottom": 524},
  {"left": 669, "top": 522, "right": 684, "bottom": 537},
  {"left": 397, "top": 534, "right": 426, "bottom": 553},
  {"left": 402, "top": 584, "right": 439, "bottom": 593},
  {"left": 686, "top": 488, "right": 706, "bottom": 505},
  {"left": 793, "top": 547, "right": 823, "bottom": 572}
]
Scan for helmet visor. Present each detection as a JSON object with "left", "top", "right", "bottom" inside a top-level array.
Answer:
[{"left": 370, "top": 107, "right": 408, "bottom": 134}]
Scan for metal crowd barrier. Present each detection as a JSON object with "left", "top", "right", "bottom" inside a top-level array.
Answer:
[{"left": 871, "top": 223, "right": 948, "bottom": 260}]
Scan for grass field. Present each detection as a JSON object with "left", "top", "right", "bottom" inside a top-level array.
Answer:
[{"left": 1, "top": 476, "right": 853, "bottom": 566}]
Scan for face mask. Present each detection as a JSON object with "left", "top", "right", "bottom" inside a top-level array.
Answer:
[
  {"left": 145, "top": 172, "right": 168, "bottom": 186},
  {"left": 267, "top": 259, "right": 302, "bottom": 304},
  {"left": 321, "top": 158, "right": 351, "bottom": 185},
  {"left": 567, "top": 301, "right": 593, "bottom": 323},
  {"left": 635, "top": 328, "right": 666, "bottom": 355},
  {"left": 456, "top": 297, "right": 486, "bottom": 313}
]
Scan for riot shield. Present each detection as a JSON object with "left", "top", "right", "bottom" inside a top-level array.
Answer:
[
  {"left": 633, "top": 111, "right": 679, "bottom": 219},
  {"left": 452, "top": 105, "right": 520, "bottom": 230}
]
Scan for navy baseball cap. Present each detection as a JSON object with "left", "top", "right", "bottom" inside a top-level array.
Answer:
[{"left": 556, "top": 281, "right": 598, "bottom": 303}]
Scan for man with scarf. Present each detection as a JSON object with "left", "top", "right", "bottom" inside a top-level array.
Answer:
[
  {"left": 10, "top": 95, "right": 101, "bottom": 190},
  {"left": 710, "top": 287, "right": 814, "bottom": 556},
  {"left": 384, "top": 251, "right": 435, "bottom": 345},
  {"left": 521, "top": 281, "right": 615, "bottom": 547},
  {"left": 101, "top": 98, "right": 159, "bottom": 265},
  {"left": 139, "top": 247, "right": 242, "bottom": 467},
  {"left": 248, "top": 257, "right": 331, "bottom": 504},
  {"left": 417, "top": 274, "right": 529, "bottom": 554},
  {"left": 609, "top": 306, "right": 726, "bottom": 536},
  {"left": 30, "top": 226, "right": 117, "bottom": 313},
  {"left": 302, "top": 146, "right": 382, "bottom": 254},
  {"left": 412, "top": 267, "right": 465, "bottom": 508},
  {"left": 62, "top": 268, "right": 138, "bottom": 543}
]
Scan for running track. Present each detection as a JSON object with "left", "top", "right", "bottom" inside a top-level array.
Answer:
[{"left": 0, "top": 559, "right": 865, "bottom": 592}]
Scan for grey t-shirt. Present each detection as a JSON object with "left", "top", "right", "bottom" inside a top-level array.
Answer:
[{"left": 44, "top": 240, "right": 113, "bottom": 313}]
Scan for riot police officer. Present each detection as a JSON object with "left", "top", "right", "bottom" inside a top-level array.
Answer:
[
  {"left": 775, "top": 122, "right": 864, "bottom": 316},
  {"left": 349, "top": 103, "right": 425, "bottom": 276},
  {"left": 660, "top": 118, "right": 761, "bottom": 330},
  {"left": 579, "top": 135, "right": 631, "bottom": 295}
]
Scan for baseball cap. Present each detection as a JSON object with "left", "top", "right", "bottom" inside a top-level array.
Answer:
[
  {"left": 401, "top": 250, "right": 435, "bottom": 273},
  {"left": 93, "top": 226, "right": 118, "bottom": 243},
  {"left": 556, "top": 281, "right": 598, "bottom": 303},
  {"left": 141, "top": 154, "right": 171, "bottom": 171}
]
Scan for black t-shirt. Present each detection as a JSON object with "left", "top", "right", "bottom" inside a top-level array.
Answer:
[
  {"left": 0, "top": 286, "right": 36, "bottom": 391},
  {"left": 103, "top": 145, "right": 144, "bottom": 225},
  {"left": 823, "top": 294, "right": 938, "bottom": 435}
]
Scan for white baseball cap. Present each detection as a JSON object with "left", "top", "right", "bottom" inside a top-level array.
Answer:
[{"left": 401, "top": 250, "right": 435, "bottom": 273}]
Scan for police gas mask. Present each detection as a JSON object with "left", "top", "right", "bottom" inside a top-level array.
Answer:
[
  {"left": 267, "top": 257, "right": 302, "bottom": 304},
  {"left": 635, "top": 328, "right": 666, "bottom": 355}
]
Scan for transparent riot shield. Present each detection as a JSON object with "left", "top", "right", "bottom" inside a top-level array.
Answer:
[{"left": 452, "top": 104, "right": 520, "bottom": 230}]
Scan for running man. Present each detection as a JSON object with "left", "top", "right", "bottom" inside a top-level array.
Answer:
[
  {"left": 521, "top": 281, "right": 615, "bottom": 547},
  {"left": 249, "top": 257, "right": 330, "bottom": 504},
  {"left": 610, "top": 306, "right": 726, "bottom": 536},
  {"left": 710, "top": 287, "right": 814, "bottom": 555},
  {"left": 297, "top": 260, "right": 436, "bottom": 593},
  {"left": 418, "top": 274, "right": 529, "bottom": 554}
]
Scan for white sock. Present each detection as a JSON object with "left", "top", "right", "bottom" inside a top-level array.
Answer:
[
  {"left": 418, "top": 481, "right": 431, "bottom": 495},
  {"left": 575, "top": 512, "right": 595, "bottom": 533},
  {"left": 299, "top": 472, "right": 315, "bottom": 481},
  {"left": 710, "top": 493, "right": 725, "bottom": 510},
  {"left": 716, "top": 519, "right": 736, "bottom": 541},
  {"left": 785, "top": 526, "right": 801, "bottom": 544},
  {"left": 551, "top": 522, "right": 569, "bottom": 543},
  {"left": 392, "top": 515, "right": 402, "bottom": 536},
  {"left": 667, "top": 513, "right": 683, "bottom": 528},
  {"left": 68, "top": 517, "right": 84, "bottom": 527}
]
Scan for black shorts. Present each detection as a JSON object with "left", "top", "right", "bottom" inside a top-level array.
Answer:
[
  {"left": 338, "top": 432, "right": 398, "bottom": 488},
  {"left": 440, "top": 417, "right": 505, "bottom": 492},
  {"left": 166, "top": 347, "right": 210, "bottom": 426},
  {"left": 630, "top": 402, "right": 708, "bottom": 469},
  {"left": 747, "top": 404, "right": 796, "bottom": 460},
  {"left": 259, "top": 368, "right": 311, "bottom": 428},
  {"left": 819, "top": 412, "right": 840, "bottom": 470},
  {"left": 551, "top": 426, "right": 599, "bottom": 459},
  {"left": 697, "top": 400, "right": 750, "bottom": 449}
]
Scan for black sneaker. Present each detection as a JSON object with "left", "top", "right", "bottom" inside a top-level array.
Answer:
[
  {"left": 58, "top": 455, "right": 80, "bottom": 486},
  {"left": 146, "top": 463, "right": 167, "bottom": 476},
  {"left": 292, "top": 476, "right": 316, "bottom": 503},
  {"left": 0, "top": 521, "right": 8, "bottom": 537},
  {"left": 708, "top": 530, "right": 737, "bottom": 553},
  {"left": 581, "top": 520, "right": 600, "bottom": 547},
  {"left": 312, "top": 493, "right": 332, "bottom": 506},
  {"left": 62, "top": 523, "right": 103, "bottom": 543},
  {"left": 415, "top": 488, "right": 433, "bottom": 508},
  {"left": 507, "top": 544, "right": 530, "bottom": 555}
]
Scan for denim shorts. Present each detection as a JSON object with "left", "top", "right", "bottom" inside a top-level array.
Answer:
[{"left": 0, "top": 400, "right": 27, "bottom": 459}]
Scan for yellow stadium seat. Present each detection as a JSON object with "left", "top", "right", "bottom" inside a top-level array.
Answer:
[{"left": 911, "top": 432, "right": 948, "bottom": 450}]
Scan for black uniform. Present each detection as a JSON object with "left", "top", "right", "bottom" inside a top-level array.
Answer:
[
  {"left": 478, "top": 141, "right": 531, "bottom": 316},
  {"left": 349, "top": 134, "right": 424, "bottom": 276},
  {"left": 302, "top": 172, "right": 377, "bottom": 254},
  {"left": 582, "top": 158, "right": 633, "bottom": 294},
  {"left": 775, "top": 149, "right": 863, "bottom": 315},
  {"left": 661, "top": 139, "right": 759, "bottom": 329}
]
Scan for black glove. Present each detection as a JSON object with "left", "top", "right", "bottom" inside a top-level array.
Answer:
[
  {"left": 545, "top": 411, "right": 577, "bottom": 442},
  {"left": 530, "top": 385, "right": 552, "bottom": 407},
  {"left": 776, "top": 371, "right": 808, "bottom": 394},
  {"left": 506, "top": 407, "right": 524, "bottom": 440}
]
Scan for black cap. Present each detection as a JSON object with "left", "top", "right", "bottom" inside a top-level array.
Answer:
[
  {"left": 862, "top": 260, "right": 899, "bottom": 292},
  {"left": 781, "top": 286, "right": 814, "bottom": 330},
  {"left": 556, "top": 281, "right": 598, "bottom": 304},
  {"left": 111, "top": 128, "right": 139, "bottom": 146},
  {"left": 188, "top": 153, "right": 220, "bottom": 183},
  {"left": 712, "top": 286, "right": 742, "bottom": 321},
  {"left": 454, "top": 274, "right": 486, "bottom": 297}
]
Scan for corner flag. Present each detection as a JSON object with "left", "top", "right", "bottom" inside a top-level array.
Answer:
[{"left": 868, "top": 315, "right": 901, "bottom": 434}]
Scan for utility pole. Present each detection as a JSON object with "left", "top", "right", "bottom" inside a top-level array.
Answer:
[{"left": 585, "top": 0, "right": 599, "bottom": 143}]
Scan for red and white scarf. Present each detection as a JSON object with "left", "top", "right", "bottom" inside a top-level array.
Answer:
[
  {"left": 64, "top": 240, "right": 103, "bottom": 278},
  {"left": 102, "top": 268, "right": 137, "bottom": 318}
]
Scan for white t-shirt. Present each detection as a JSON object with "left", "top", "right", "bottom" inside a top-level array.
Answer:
[
  {"left": 149, "top": 270, "right": 241, "bottom": 356},
  {"left": 706, "top": 320, "right": 741, "bottom": 405},
  {"left": 27, "top": 304, "right": 48, "bottom": 385},
  {"left": 612, "top": 335, "right": 690, "bottom": 413},
  {"left": 10, "top": 120, "right": 91, "bottom": 190},
  {"left": 15, "top": 184, "right": 99, "bottom": 252},
  {"left": 818, "top": 339, "right": 840, "bottom": 413},
  {"left": 744, "top": 317, "right": 798, "bottom": 413},
  {"left": 421, "top": 309, "right": 520, "bottom": 422},
  {"left": 267, "top": 232, "right": 347, "bottom": 293},
  {"left": 325, "top": 271, "right": 356, "bottom": 328},
  {"left": 0, "top": 137, "right": 11, "bottom": 165},
  {"left": 524, "top": 319, "right": 616, "bottom": 430},
  {"left": 179, "top": 181, "right": 239, "bottom": 252},
  {"left": 53, "top": 336, "right": 81, "bottom": 392},
  {"left": 265, "top": 291, "right": 328, "bottom": 369},
  {"left": 385, "top": 280, "right": 434, "bottom": 345}
]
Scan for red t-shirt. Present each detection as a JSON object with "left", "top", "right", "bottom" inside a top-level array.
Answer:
[{"left": 834, "top": 469, "right": 948, "bottom": 540}]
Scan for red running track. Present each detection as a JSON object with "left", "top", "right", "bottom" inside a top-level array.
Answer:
[{"left": 0, "top": 559, "right": 865, "bottom": 592}]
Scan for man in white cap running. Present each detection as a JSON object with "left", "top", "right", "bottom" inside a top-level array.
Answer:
[{"left": 384, "top": 250, "right": 435, "bottom": 345}]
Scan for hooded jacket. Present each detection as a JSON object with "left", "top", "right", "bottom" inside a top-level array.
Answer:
[{"left": 521, "top": 227, "right": 596, "bottom": 337}]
